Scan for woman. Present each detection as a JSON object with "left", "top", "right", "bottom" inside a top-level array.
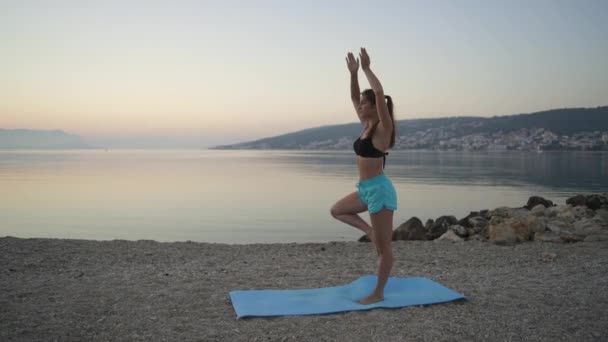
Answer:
[{"left": 330, "top": 47, "right": 398, "bottom": 305}]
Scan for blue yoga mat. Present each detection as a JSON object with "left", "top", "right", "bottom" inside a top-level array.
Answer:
[{"left": 229, "top": 275, "right": 466, "bottom": 318}]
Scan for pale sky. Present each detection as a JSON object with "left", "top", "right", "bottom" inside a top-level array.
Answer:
[{"left": 1, "top": 0, "right": 607, "bottom": 147}]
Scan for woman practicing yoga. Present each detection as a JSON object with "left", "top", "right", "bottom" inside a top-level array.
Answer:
[{"left": 330, "top": 47, "right": 398, "bottom": 305}]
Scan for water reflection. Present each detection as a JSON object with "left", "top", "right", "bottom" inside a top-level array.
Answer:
[
  {"left": 1, "top": 149, "right": 606, "bottom": 244},
  {"left": 259, "top": 150, "right": 608, "bottom": 192}
]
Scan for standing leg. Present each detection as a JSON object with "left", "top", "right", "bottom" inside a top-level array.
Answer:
[{"left": 358, "top": 208, "right": 394, "bottom": 304}]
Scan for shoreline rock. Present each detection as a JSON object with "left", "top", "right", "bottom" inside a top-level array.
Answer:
[{"left": 364, "top": 193, "right": 608, "bottom": 245}]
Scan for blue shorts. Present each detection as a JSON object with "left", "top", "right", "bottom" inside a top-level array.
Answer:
[{"left": 356, "top": 173, "right": 398, "bottom": 214}]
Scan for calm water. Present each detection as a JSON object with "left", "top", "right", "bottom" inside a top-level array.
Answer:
[{"left": 1, "top": 149, "right": 606, "bottom": 244}]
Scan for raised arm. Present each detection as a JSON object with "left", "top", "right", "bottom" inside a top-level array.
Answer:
[
  {"left": 346, "top": 52, "right": 363, "bottom": 122},
  {"left": 360, "top": 48, "right": 392, "bottom": 131}
]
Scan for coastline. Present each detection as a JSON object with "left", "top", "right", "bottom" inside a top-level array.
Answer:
[{"left": 2, "top": 236, "right": 607, "bottom": 341}]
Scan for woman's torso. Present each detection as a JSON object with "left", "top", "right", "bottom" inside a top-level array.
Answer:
[{"left": 353, "top": 123, "right": 390, "bottom": 181}]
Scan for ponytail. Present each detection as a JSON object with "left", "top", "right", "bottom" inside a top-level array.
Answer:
[{"left": 385, "top": 95, "right": 396, "bottom": 148}]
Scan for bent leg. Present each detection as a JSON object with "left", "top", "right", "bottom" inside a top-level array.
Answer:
[{"left": 330, "top": 191, "right": 377, "bottom": 248}]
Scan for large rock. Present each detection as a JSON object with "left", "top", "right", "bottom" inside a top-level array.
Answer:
[
  {"left": 393, "top": 217, "right": 427, "bottom": 241},
  {"left": 489, "top": 216, "right": 545, "bottom": 244},
  {"left": 566, "top": 195, "right": 588, "bottom": 207},
  {"left": 358, "top": 234, "right": 371, "bottom": 242},
  {"left": 511, "top": 217, "right": 544, "bottom": 241},
  {"left": 457, "top": 211, "right": 482, "bottom": 228},
  {"left": 489, "top": 221, "right": 517, "bottom": 245},
  {"left": 525, "top": 196, "right": 554, "bottom": 209},
  {"left": 427, "top": 215, "right": 458, "bottom": 240},
  {"left": 468, "top": 216, "right": 489, "bottom": 237},
  {"left": 449, "top": 224, "right": 468, "bottom": 237},
  {"left": 572, "top": 206, "right": 595, "bottom": 220},
  {"left": 595, "top": 209, "right": 608, "bottom": 225},
  {"left": 546, "top": 219, "right": 573, "bottom": 234},
  {"left": 479, "top": 209, "right": 491, "bottom": 220},
  {"left": 573, "top": 217, "right": 604, "bottom": 236},
  {"left": 555, "top": 205, "right": 576, "bottom": 224},
  {"left": 530, "top": 204, "right": 547, "bottom": 217},
  {"left": 545, "top": 206, "right": 562, "bottom": 218},
  {"left": 566, "top": 194, "right": 608, "bottom": 211},
  {"left": 490, "top": 207, "right": 514, "bottom": 220}
]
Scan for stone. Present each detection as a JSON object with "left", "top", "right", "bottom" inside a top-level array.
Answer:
[
  {"left": 510, "top": 217, "right": 541, "bottom": 242},
  {"left": 467, "top": 234, "right": 487, "bottom": 242},
  {"left": 584, "top": 233, "right": 608, "bottom": 242},
  {"left": 512, "top": 208, "right": 531, "bottom": 219},
  {"left": 448, "top": 224, "right": 468, "bottom": 237},
  {"left": 358, "top": 234, "right": 371, "bottom": 242},
  {"left": 545, "top": 206, "right": 561, "bottom": 218},
  {"left": 393, "top": 217, "right": 427, "bottom": 241},
  {"left": 556, "top": 206, "right": 576, "bottom": 224},
  {"left": 572, "top": 206, "right": 594, "bottom": 220},
  {"left": 457, "top": 212, "right": 478, "bottom": 228},
  {"left": 489, "top": 221, "right": 517, "bottom": 245},
  {"left": 566, "top": 194, "right": 608, "bottom": 210},
  {"left": 541, "top": 252, "right": 557, "bottom": 262},
  {"left": 566, "top": 195, "right": 587, "bottom": 207},
  {"left": 526, "top": 216, "right": 547, "bottom": 234},
  {"left": 595, "top": 209, "right": 608, "bottom": 226},
  {"left": 427, "top": 215, "right": 458, "bottom": 240},
  {"left": 479, "top": 209, "right": 491, "bottom": 219},
  {"left": 491, "top": 207, "right": 514, "bottom": 219},
  {"left": 546, "top": 219, "right": 572, "bottom": 234},
  {"left": 468, "top": 216, "right": 489, "bottom": 237},
  {"left": 525, "top": 196, "right": 554, "bottom": 209},
  {"left": 560, "top": 234, "right": 583, "bottom": 243},
  {"left": 436, "top": 230, "right": 463, "bottom": 242},
  {"left": 534, "top": 231, "right": 562, "bottom": 243},
  {"left": 530, "top": 204, "right": 547, "bottom": 217},
  {"left": 573, "top": 217, "right": 604, "bottom": 236}
]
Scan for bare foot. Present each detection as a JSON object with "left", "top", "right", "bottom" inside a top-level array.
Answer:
[{"left": 357, "top": 293, "right": 384, "bottom": 305}]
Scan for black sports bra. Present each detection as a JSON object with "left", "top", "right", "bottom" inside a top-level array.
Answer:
[{"left": 353, "top": 135, "right": 389, "bottom": 168}]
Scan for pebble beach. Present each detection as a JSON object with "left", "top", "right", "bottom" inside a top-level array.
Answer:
[{"left": 1, "top": 236, "right": 607, "bottom": 341}]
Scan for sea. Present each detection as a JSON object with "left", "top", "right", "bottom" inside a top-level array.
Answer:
[{"left": 1, "top": 149, "right": 606, "bottom": 244}]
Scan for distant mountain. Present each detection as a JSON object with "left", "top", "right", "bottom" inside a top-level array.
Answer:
[
  {"left": 0, "top": 129, "right": 95, "bottom": 149},
  {"left": 211, "top": 106, "right": 608, "bottom": 151}
]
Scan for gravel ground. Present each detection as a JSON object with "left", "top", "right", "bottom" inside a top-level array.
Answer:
[{"left": 1, "top": 236, "right": 607, "bottom": 342}]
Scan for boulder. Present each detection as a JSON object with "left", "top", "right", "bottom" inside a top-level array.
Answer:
[
  {"left": 546, "top": 219, "right": 573, "bottom": 234},
  {"left": 449, "top": 224, "right": 468, "bottom": 237},
  {"left": 427, "top": 215, "right": 458, "bottom": 240},
  {"left": 595, "top": 209, "right": 608, "bottom": 226},
  {"left": 489, "top": 216, "right": 544, "bottom": 244},
  {"left": 489, "top": 221, "right": 517, "bottom": 245},
  {"left": 545, "top": 206, "right": 562, "bottom": 218},
  {"left": 573, "top": 217, "right": 604, "bottom": 236},
  {"left": 468, "top": 216, "right": 489, "bottom": 237},
  {"left": 530, "top": 204, "right": 547, "bottom": 217},
  {"left": 566, "top": 195, "right": 587, "bottom": 207},
  {"left": 393, "top": 217, "right": 427, "bottom": 241},
  {"left": 490, "top": 206, "right": 514, "bottom": 220},
  {"left": 479, "top": 209, "right": 491, "bottom": 220},
  {"left": 525, "top": 196, "right": 554, "bottom": 209},
  {"left": 566, "top": 194, "right": 608, "bottom": 210},
  {"left": 572, "top": 206, "right": 595, "bottom": 220},
  {"left": 358, "top": 234, "right": 371, "bottom": 242}
]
